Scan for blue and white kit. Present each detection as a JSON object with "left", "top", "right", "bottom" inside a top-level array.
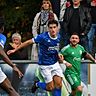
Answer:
[
  {"left": 33, "top": 32, "right": 63, "bottom": 83},
  {"left": 0, "top": 33, "right": 7, "bottom": 83}
]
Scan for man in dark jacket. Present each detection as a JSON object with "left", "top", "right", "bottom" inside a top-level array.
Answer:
[{"left": 63, "top": 0, "right": 91, "bottom": 51}]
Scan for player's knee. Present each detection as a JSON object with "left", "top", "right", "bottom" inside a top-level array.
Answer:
[
  {"left": 77, "top": 86, "right": 83, "bottom": 92},
  {"left": 46, "top": 84, "right": 54, "bottom": 91},
  {"left": 55, "top": 81, "right": 62, "bottom": 89}
]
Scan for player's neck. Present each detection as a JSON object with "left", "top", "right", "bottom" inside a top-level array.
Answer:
[
  {"left": 48, "top": 32, "right": 57, "bottom": 39},
  {"left": 70, "top": 44, "right": 78, "bottom": 48}
]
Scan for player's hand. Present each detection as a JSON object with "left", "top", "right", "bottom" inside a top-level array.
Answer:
[
  {"left": 58, "top": 54, "right": 64, "bottom": 63},
  {"left": 94, "top": 59, "right": 96, "bottom": 63},
  {"left": 7, "top": 49, "right": 16, "bottom": 55},
  {"left": 63, "top": 61, "right": 72, "bottom": 68},
  {"left": 13, "top": 64, "right": 23, "bottom": 78}
]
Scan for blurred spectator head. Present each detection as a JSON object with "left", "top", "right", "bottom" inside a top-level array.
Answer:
[
  {"left": 91, "top": 0, "right": 96, "bottom": 6},
  {"left": 41, "top": 0, "right": 52, "bottom": 11},
  {"left": 12, "top": 33, "right": 21, "bottom": 44}
]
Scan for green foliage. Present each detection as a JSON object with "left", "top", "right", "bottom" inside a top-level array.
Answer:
[{"left": 0, "top": 0, "right": 41, "bottom": 33}]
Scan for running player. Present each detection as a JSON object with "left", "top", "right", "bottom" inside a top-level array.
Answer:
[
  {"left": 59, "top": 34, "right": 95, "bottom": 96},
  {"left": 7, "top": 20, "right": 72, "bottom": 96},
  {"left": 0, "top": 17, "right": 23, "bottom": 96}
]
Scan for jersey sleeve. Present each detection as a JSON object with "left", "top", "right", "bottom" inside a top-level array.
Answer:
[
  {"left": 60, "top": 47, "right": 67, "bottom": 56},
  {"left": 80, "top": 45, "right": 87, "bottom": 56},
  {"left": 79, "top": 45, "right": 86, "bottom": 53},
  {"left": 0, "top": 34, "right": 6, "bottom": 48},
  {"left": 33, "top": 34, "right": 43, "bottom": 44}
]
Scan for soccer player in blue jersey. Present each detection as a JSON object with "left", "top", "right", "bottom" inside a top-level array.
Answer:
[
  {"left": 7, "top": 20, "right": 69, "bottom": 96},
  {"left": 0, "top": 17, "right": 23, "bottom": 96}
]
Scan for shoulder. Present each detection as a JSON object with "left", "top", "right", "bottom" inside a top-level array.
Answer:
[
  {"left": 66, "top": 6, "right": 73, "bottom": 10},
  {"left": 41, "top": 32, "right": 48, "bottom": 38},
  {"left": 35, "top": 32, "right": 48, "bottom": 39},
  {"left": 0, "top": 33, "right": 6, "bottom": 48},
  {"left": 34, "top": 12, "right": 41, "bottom": 19},
  {"left": 0, "top": 33, "right": 6, "bottom": 39},
  {"left": 77, "top": 44, "right": 85, "bottom": 49},
  {"left": 36, "top": 12, "right": 41, "bottom": 16},
  {"left": 80, "top": 5, "right": 89, "bottom": 12},
  {"left": 61, "top": 44, "right": 70, "bottom": 51}
]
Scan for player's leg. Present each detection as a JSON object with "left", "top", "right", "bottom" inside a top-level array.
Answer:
[
  {"left": 0, "top": 78, "right": 20, "bottom": 96},
  {"left": 51, "top": 62, "right": 64, "bottom": 96},
  {"left": 76, "top": 85, "right": 82, "bottom": 96},
  {"left": 65, "top": 73, "right": 82, "bottom": 96},
  {"left": 53, "top": 75, "right": 62, "bottom": 96},
  {"left": 31, "top": 65, "right": 54, "bottom": 93}
]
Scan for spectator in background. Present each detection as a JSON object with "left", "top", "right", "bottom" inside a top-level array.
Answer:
[
  {"left": 59, "top": 0, "right": 71, "bottom": 49},
  {"left": 62, "top": 0, "right": 92, "bottom": 86},
  {"left": 88, "top": 0, "right": 96, "bottom": 55},
  {"left": 63, "top": 0, "right": 91, "bottom": 51},
  {"left": 0, "top": 17, "right": 23, "bottom": 96},
  {"left": 5, "top": 33, "right": 28, "bottom": 92},
  {"left": 32, "top": 0, "right": 59, "bottom": 60}
]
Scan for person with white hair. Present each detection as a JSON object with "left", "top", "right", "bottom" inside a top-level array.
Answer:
[
  {"left": 0, "top": 17, "right": 23, "bottom": 96},
  {"left": 5, "top": 32, "right": 29, "bottom": 92}
]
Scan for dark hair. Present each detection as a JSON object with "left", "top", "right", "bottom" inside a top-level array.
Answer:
[
  {"left": 48, "top": 20, "right": 58, "bottom": 27},
  {"left": 70, "top": 32, "right": 80, "bottom": 38}
]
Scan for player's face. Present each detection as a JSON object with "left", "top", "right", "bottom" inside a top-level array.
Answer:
[
  {"left": 12, "top": 37, "right": 21, "bottom": 45},
  {"left": 70, "top": 35, "right": 80, "bottom": 46},
  {"left": 48, "top": 24, "right": 58, "bottom": 37},
  {"left": 42, "top": 1, "right": 50, "bottom": 10}
]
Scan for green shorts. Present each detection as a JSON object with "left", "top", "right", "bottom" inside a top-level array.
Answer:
[{"left": 65, "top": 73, "right": 81, "bottom": 89}]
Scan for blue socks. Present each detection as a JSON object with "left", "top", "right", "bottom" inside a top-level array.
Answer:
[
  {"left": 37, "top": 82, "right": 61, "bottom": 96},
  {"left": 53, "top": 88, "right": 61, "bottom": 96},
  {"left": 37, "top": 82, "right": 46, "bottom": 90}
]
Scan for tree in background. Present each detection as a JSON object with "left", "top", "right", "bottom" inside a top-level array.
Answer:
[{"left": 0, "top": 0, "right": 42, "bottom": 42}]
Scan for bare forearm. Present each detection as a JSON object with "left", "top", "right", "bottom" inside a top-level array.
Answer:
[
  {"left": 0, "top": 47, "right": 15, "bottom": 68},
  {"left": 85, "top": 53, "right": 95, "bottom": 63},
  {"left": 15, "top": 39, "right": 33, "bottom": 52}
]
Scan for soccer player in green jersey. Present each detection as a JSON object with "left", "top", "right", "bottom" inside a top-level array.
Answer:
[{"left": 59, "top": 34, "right": 95, "bottom": 96}]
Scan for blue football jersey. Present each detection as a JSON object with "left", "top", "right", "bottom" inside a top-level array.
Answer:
[
  {"left": 33, "top": 32, "right": 60, "bottom": 65},
  {"left": 0, "top": 33, "right": 6, "bottom": 48}
]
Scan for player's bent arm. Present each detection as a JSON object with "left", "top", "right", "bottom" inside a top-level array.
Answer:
[
  {"left": 85, "top": 52, "right": 95, "bottom": 63},
  {"left": 0, "top": 45, "right": 23, "bottom": 78},
  {"left": 58, "top": 53, "right": 72, "bottom": 68},
  {"left": 0, "top": 45, "right": 16, "bottom": 68},
  {"left": 63, "top": 60, "right": 72, "bottom": 68}
]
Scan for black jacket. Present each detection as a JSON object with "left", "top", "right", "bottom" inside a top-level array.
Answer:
[{"left": 63, "top": 5, "right": 91, "bottom": 36}]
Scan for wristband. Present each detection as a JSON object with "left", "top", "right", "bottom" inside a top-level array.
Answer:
[{"left": 63, "top": 60, "right": 67, "bottom": 64}]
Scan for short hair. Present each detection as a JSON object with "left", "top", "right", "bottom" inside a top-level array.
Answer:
[
  {"left": 70, "top": 33, "right": 80, "bottom": 38},
  {"left": 12, "top": 33, "right": 21, "bottom": 40},
  {"left": 48, "top": 20, "right": 58, "bottom": 27}
]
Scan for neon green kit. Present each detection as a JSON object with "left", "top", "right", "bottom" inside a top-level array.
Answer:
[{"left": 60, "top": 44, "right": 86, "bottom": 89}]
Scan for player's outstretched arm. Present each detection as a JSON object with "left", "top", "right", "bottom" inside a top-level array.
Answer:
[
  {"left": 85, "top": 52, "right": 96, "bottom": 63},
  {"left": 7, "top": 39, "right": 34, "bottom": 55}
]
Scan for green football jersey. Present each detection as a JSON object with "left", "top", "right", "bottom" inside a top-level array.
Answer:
[{"left": 60, "top": 44, "right": 86, "bottom": 75}]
